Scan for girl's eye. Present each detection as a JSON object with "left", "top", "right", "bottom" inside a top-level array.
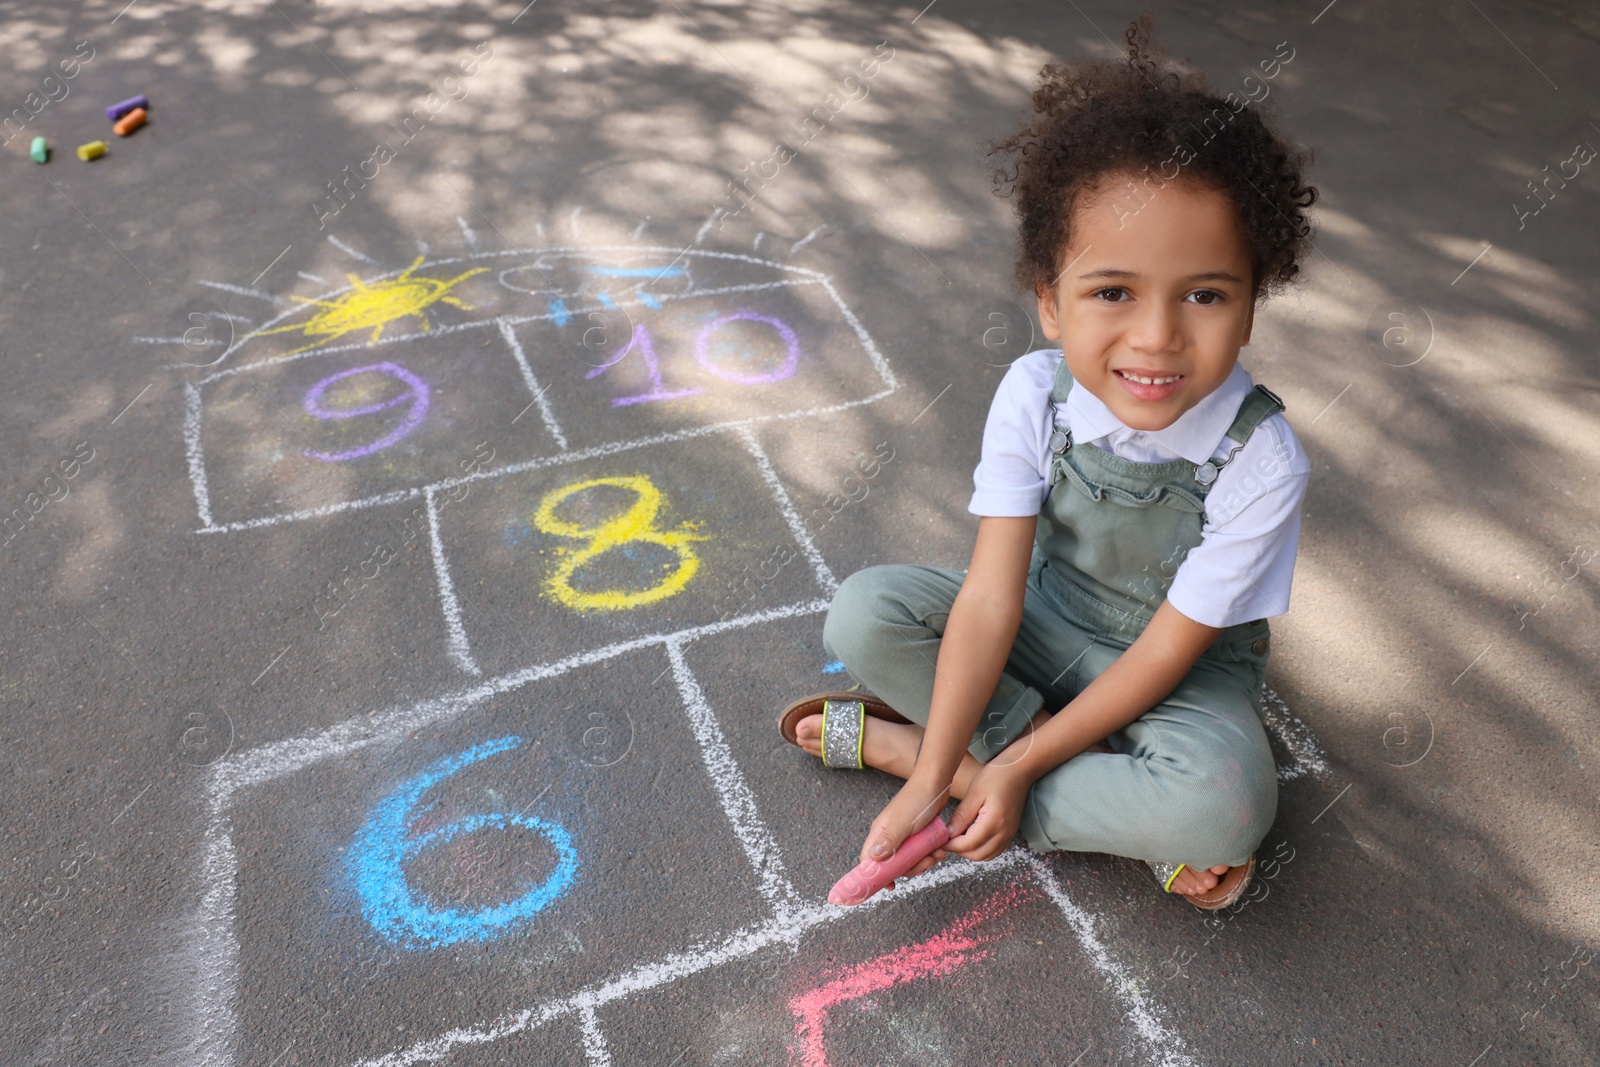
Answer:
[{"left": 1091, "top": 288, "right": 1226, "bottom": 304}]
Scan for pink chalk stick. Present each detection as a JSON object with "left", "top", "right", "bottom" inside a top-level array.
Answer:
[{"left": 828, "top": 818, "right": 950, "bottom": 906}]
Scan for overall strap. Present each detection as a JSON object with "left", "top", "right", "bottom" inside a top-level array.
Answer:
[
  {"left": 1192, "top": 384, "right": 1284, "bottom": 486},
  {"left": 1046, "top": 355, "right": 1075, "bottom": 455},
  {"left": 1223, "top": 385, "right": 1286, "bottom": 445},
  {"left": 1049, "top": 353, "right": 1075, "bottom": 404}
]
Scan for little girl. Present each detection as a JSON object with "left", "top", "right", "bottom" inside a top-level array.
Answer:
[{"left": 779, "top": 19, "right": 1316, "bottom": 909}]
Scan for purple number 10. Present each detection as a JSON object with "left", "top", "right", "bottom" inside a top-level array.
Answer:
[
  {"left": 588, "top": 310, "right": 800, "bottom": 408},
  {"left": 303, "top": 361, "right": 431, "bottom": 462}
]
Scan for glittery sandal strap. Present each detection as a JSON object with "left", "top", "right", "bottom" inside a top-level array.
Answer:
[
  {"left": 1148, "top": 860, "right": 1188, "bottom": 893},
  {"left": 820, "top": 699, "right": 866, "bottom": 769}
]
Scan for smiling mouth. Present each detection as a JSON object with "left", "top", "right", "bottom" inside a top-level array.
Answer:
[{"left": 1115, "top": 370, "right": 1184, "bottom": 385}]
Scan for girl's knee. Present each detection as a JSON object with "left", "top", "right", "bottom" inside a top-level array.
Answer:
[
  {"left": 822, "top": 571, "right": 877, "bottom": 659},
  {"left": 821, "top": 566, "right": 914, "bottom": 658},
  {"left": 1183, "top": 767, "right": 1278, "bottom": 865}
]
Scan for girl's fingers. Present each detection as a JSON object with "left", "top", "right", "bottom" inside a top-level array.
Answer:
[
  {"left": 946, "top": 804, "right": 992, "bottom": 852},
  {"left": 862, "top": 816, "right": 907, "bottom": 864},
  {"left": 948, "top": 808, "right": 1007, "bottom": 858},
  {"left": 946, "top": 796, "right": 982, "bottom": 840}
]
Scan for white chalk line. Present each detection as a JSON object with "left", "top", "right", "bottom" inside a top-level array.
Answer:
[
  {"left": 192, "top": 389, "right": 895, "bottom": 534},
  {"left": 1028, "top": 857, "right": 1199, "bottom": 1067},
  {"left": 733, "top": 425, "right": 837, "bottom": 596},
  {"left": 134, "top": 336, "right": 229, "bottom": 347},
  {"left": 424, "top": 486, "right": 481, "bottom": 676},
  {"left": 347, "top": 852, "right": 1023, "bottom": 1067},
  {"left": 814, "top": 273, "right": 899, "bottom": 392},
  {"left": 182, "top": 381, "right": 215, "bottom": 529},
  {"left": 693, "top": 210, "right": 719, "bottom": 246},
  {"left": 197, "top": 486, "right": 424, "bottom": 536},
  {"left": 457, "top": 216, "right": 480, "bottom": 252},
  {"left": 328, "top": 234, "right": 378, "bottom": 264},
  {"left": 496, "top": 316, "right": 568, "bottom": 451},
  {"left": 577, "top": 1005, "right": 610, "bottom": 1067},
  {"left": 199, "top": 280, "right": 284, "bottom": 305},
  {"left": 188, "top": 790, "right": 241, "bottom": 1067},
  {"left": 789, "top": 225, "right": 828, "bottom": 255},
  {"left": 1260, "top": 686, "right": 1329, "bottom": 782},
  {"left": 664, "top": 639, "right": 798, "bottom": 911}
]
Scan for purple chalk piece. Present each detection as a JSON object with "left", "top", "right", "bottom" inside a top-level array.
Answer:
[
  {"left": 302, "top": 361, "right": 430, "bottom": 462},
  {"left": 106, "top": 94, "right": 149, "bottom": 122},
  {"left": 694, "top": 310, "right": 800, "bottom": 385}
]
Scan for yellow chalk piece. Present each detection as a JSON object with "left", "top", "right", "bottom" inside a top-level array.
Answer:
[
  {"left": 256, "top": 255, "right": 486, "bottom": 355},
  {"left": 76, "top": 140, "right": 107, "bottom": 161},
  {"left": 532, "top": 475, "right": 710, "bottom": 611}
]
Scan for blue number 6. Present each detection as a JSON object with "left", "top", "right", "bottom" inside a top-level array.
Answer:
[{"left": 349, "top": 736, "right": 578, "bottom": 948}]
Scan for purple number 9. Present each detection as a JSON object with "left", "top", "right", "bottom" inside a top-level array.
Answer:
[{"left": 303, "top": 362, "right": 431, "bottom": 462}]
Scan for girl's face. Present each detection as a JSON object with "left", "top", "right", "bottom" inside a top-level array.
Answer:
[{"left": 1035, "top": 174, "right": 1256, "bottom": 433}]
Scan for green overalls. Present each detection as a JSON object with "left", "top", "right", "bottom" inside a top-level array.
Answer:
[{"left": 821, "top": 356, "right": 1286, "bottom": 869}]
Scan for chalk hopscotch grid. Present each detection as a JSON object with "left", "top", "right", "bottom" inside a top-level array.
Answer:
[
  {"left": 424, "top": 420, "right": 841, "bottom": 677},
  {"left": 187, "top": 605, "right": 1201, "bottom": 1067},
  {"left": 172, "top": 247, "right": 1215, "bottom": 1065},
  {"left": 169, "top": 248, "right": 899, "bottom": 533}
]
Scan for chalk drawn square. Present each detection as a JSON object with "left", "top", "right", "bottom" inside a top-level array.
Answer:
[
  {"left": 497, "top": 249, "right": 893, "bottom": 451},
  {"left": 687, "top": 616, "right": 926, "bottom": 903},
  {"left": 225, "top": 651, "right": 769, "bottom": 1066},
  {"left": 189, "top": 328, "right": 550, "bottom": 530},
  {"left": 429, "top": 437, "right": 827, "bottom": 677},
  {"left": 600, "top": 878, "right": 1122, "bottom": 1067}
]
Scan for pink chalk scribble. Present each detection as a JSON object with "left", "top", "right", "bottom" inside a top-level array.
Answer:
[{"left": 786, "top": 883, "right": 1039, "bottom": 1067}]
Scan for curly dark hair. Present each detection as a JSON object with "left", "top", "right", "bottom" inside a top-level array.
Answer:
[{"left": 990, "top": 15, "right": 1317, "bottom": 303}]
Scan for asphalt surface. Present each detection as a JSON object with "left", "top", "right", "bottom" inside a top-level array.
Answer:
[{"left": 3, "top": 2, "right": 1599, "bottom": 1066}]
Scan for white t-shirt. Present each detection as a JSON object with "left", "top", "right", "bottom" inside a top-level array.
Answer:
[{"left": 968, "top": 349, "right": 1311, "bottom": 628}]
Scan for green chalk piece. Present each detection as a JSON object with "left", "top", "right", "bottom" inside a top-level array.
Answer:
[{"left": 29, "top": 136, "right": 48, "bottom": 164}]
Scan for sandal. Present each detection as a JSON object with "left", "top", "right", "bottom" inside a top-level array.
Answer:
[
  {"left": 1149, "top": 853, "right": 1256, "bottom": 911},
  {"left": 777, "top": 691, "right": 911, "bottom": 770}
]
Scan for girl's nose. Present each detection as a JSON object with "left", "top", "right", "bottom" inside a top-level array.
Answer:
[{"left": 1127, "top": 302, "right": 1183, "bottom": 354}]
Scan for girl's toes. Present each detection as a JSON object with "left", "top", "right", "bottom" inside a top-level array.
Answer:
[
  {"left": 794, "top": 713, "right": 824, "bottom": 756},
  {"left": 1173, "top": 865, "right": 1222, "bottom": 895}
]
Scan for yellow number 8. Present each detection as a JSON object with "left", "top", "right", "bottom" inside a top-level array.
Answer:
[{"left": 532, "top": 475, "right": 709, "bottom": 611}]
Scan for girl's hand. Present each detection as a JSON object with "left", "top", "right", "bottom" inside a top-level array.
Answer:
[
  {"left": 944, "top": 762, "right": 1031, "bottom": 861},
  {"left": 861, "top": 775, "right": 951, "bottom": 888}
]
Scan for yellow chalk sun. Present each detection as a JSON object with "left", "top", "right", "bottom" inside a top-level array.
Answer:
[{"left": 258, "top": 257, "right": 487, "bottom": 354}]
